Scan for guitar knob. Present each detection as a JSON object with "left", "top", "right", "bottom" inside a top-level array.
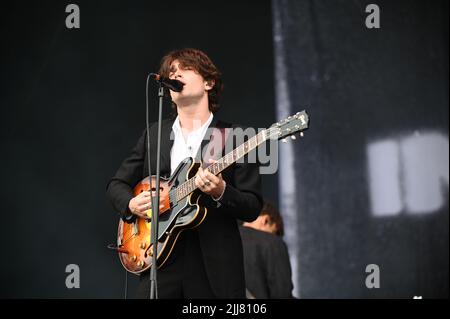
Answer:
[
  {"left": 137, "top": 260, "right": 145, "bottom": 268},
  {"left": 130, "top": 255, "right": 137, "bottom": 262},
  {"left": 300, "top": 132, "right": 304, "bottom": 137},
  {"left": 282, "top": 138, "right": 287, "bottom": 143},
  {"left": 291, "top": 135, "right": 296, "bottom": 140},
  {"left": 149, "top": 246, "right": 154, "bottom": 257},
  {"left": 140, "top": 242, "right": 147, "bottom": 249}
]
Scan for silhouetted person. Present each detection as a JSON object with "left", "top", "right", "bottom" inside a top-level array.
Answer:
[{"left": 239, "top": 201, "right": 294, "bottom": 298}]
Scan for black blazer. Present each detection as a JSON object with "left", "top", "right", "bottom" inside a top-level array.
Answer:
[
  {"left": 106, "top": 116, "right": 263, "bottom": 298},
  {"left": 239, "top": 226, "right": 294, "bottom": 299}
]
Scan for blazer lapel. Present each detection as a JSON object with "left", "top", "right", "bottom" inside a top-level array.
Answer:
[
  {"left": 160, "top": 118, "right": 175, "bottom": 177},
  {"left": 196, "top": 117, "right": 231, "bottom": 168}
]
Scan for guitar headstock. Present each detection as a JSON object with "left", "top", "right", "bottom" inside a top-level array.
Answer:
[{"left": 266, "top": 110, "right": 309, "bottom": 141}]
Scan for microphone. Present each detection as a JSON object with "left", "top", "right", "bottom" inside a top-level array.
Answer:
[{"left": 149, "top": 73, "right": 184, "bottom": 92}]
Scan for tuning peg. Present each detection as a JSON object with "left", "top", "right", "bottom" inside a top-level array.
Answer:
[
  {"left": 300, "top": 132, "right": 304, "bottom": 137},
  {"left": 281, "top": 138, "right": 287, "bottom": 143},
  {"left": 291, "top": 135, "right": 296, "bottom": 140}
]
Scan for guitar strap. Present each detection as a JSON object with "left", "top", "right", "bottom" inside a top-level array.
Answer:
[{"left": 197, "top": 125, "right": 232, "bottom": 170}]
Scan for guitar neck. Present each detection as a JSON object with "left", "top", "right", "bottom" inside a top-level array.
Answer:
[{"left": 175, "top": 129, "right": 268, "bottom": 201}]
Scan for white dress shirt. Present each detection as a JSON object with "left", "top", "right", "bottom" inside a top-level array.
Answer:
[{"left": 170, "top": 113, "right": 214, "bottom": 175}]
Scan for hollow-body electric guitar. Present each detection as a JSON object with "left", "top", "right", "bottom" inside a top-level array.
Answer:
[{"left": 116, "top": 111, "right": 309, "bottom": 274}]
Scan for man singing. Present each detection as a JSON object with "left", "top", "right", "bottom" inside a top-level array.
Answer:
[{"left": 107, "top": 48, "right": 262, "bottom": 298}]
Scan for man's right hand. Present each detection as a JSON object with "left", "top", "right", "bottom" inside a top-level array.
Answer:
[{"left": 128, "top": 191, "right": 164, "bottom": 219}]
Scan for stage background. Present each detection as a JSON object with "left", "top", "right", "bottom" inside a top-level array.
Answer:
[
  {"left": 273, "top": 0, "right": 448, "bottom": 298},
  {"left": 0, "top": 0, "right": 448, "bottom": 298},
  {"left": 0, "top": 0, "right": 276, "bottom": 298}
]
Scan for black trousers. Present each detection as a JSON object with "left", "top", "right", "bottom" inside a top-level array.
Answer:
[{"left": 135, "top": 229, "right": 215, "bottom": 299}]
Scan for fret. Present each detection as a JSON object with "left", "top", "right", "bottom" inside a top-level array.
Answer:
[
  {"left": 256, "top": 132, "right": 261, "bottom": 144},
  {"left": 249, "top": 137, "right": 255, "bottom": 149},
  {"left": 183, "top": 181, "right": 188, "bottom": 197},
  {"left": 181, "top": 182, "right": 186, "bottom": 198},
  {"left": 183, "top": 181, "right": 188, "bottom": 195},
  {"left": 188, "top": 179, "right": 193, "bottom": 193},
  {"left": 261, "top": 130, "right": 267, "bottom": 142},
  {"left": 238, "top": 145, "right": 244, "bottom": 158}
]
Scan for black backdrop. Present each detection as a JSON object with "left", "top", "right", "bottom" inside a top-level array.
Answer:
[
  {"left": 0, "top": 0, "right": 276, "bottom": 298},
  {"left": 1, "top": 0, "right": 448, "bottom": 299}
]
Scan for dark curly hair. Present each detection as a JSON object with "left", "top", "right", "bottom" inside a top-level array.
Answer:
[
  {"left": 261, "top": 201, "right": 285, "bottom": 237},
  {"left": 158, "top": 48, "right": 223, "bottom": 113}
]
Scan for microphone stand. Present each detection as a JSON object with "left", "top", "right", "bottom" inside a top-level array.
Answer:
[{"left": 146, "top": 79, "right": 165, "bottom": 299}]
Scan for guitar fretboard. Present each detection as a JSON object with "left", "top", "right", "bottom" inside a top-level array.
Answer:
[{"left": 175, "top": 129, "right": 269, "bottom": 201}]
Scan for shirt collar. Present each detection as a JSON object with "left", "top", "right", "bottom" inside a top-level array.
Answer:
[{"left": 172, "top": 112, "right": 214, "bottom": 136}]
